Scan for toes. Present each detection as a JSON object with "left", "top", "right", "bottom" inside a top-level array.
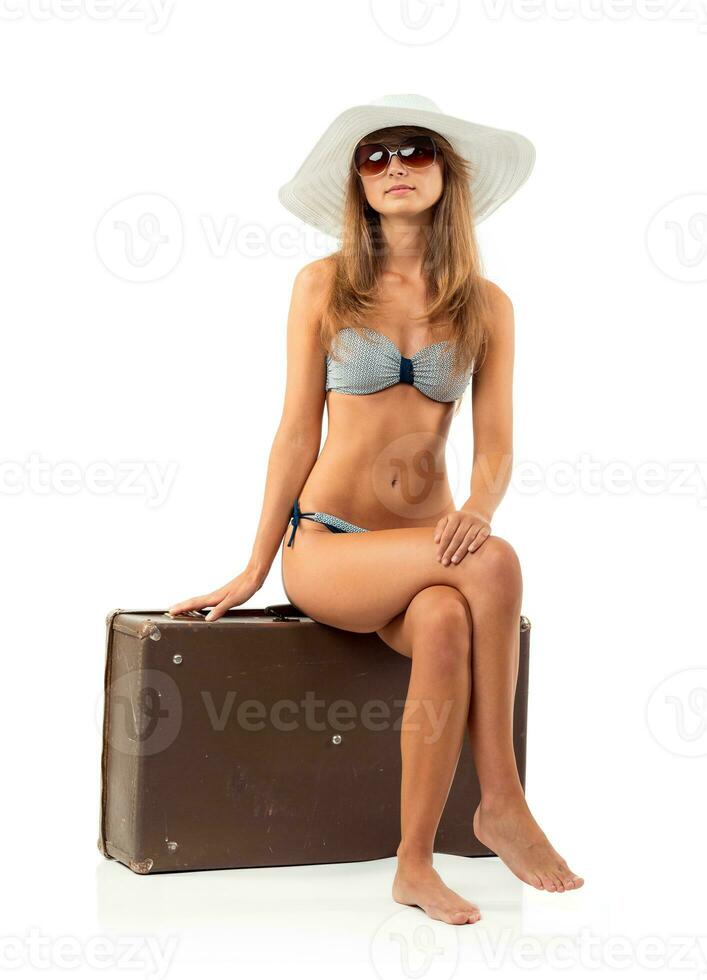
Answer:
[
  {"left": 556, "top": 860, "right": 577, "bottom": 890},
  {"left": 442, "top": 908, "right": 474, "bottom": 925},
  {"left": 450, "top": 904, "right": 481, "bottom": 925},
  {"left": 552, "top": 871, "right": 566, "bottom": 892},
  {"left": 536, "top": 867, "right": 585, "bottom": 894},
  {"left": 428, "top": 905, "right": 470, "bottom": 926},
  {"left": 458, "top": 907, "right": 481, "bottom": 925},
  {"left": 558, "top": 863, "right": 584, "bottom": 890},
  {"left": 438, "top": 905, "right": 480, "bottom": 925}
]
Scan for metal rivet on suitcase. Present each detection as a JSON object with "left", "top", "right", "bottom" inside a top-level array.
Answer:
[
  {"left": 166, "top": 841, "right": 179, "bottom": 852},
  {"left": 172, "top": 654, "right": 183, "bottom": 664},
  {"left": 331, "top": 734, "right": 342, "bottom": 745}
]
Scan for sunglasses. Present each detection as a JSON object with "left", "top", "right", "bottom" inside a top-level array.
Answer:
[{"left": 353, "top": 135, "right": 438, "bottom": 178}]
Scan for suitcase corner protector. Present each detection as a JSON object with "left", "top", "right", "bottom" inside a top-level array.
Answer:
[
  {"left": 105, "top": 608, "right": 124, "bottom": 628},
  {"left": 128, "top": 857, "right": 155, "bottom": 875}
]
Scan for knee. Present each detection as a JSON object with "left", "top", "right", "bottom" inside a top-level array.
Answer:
[
  {"left": 407, "top": 586, "right": 471, "bottom": 668},
  {"left": 472, "top": 535, "right": 523, "bottom": 608}
]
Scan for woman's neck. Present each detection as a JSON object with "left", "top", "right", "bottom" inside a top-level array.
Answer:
[{"left": 379, "top": 214, "right": 431, "bottom": 278}]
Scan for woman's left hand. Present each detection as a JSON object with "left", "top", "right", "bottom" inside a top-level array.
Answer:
[{"left": 433, "top": 508, "right": 491, "bottom": 565}]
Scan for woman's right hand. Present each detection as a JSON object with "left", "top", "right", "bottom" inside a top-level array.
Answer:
[{"left": 168, "top": 567, "right": 265, "bottom": 623}]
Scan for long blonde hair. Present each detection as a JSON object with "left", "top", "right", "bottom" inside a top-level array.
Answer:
[{"left": 320, "top": 124, "right": 492, "bottom": 411}]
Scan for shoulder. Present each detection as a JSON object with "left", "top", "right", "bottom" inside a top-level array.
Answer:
[
  {"left": 287, "top": 257, "right": 338, "bottom": 351},
  {"left": 480, "top": 278, "right": 514, "bottom": 342},
  {"left": 292, "top": 255, "right": 337, "bottom": 300},
  {"left": 480, "top": 278, "right": 514, "bottom": 320},
  {"left": 471, "top": 280, "right": 514, "bottom": 377}
]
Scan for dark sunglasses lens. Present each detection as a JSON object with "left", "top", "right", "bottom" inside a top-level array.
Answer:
[
  {"left": 354, "top": 143, "right": 388, "bottom": 176},
  {"left": 355, "top": 137, "right": 436, "bottom": 176},
  {"left": 398, "top": 136, "right": 436, "bottom": 169}
]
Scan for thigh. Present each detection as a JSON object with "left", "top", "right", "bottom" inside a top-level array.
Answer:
[
  {"left": 375, "top": 585, "right": 472, "bottom": 659},
  {"left": 280, "top": 518, "right": 517, "bottom": 634}
]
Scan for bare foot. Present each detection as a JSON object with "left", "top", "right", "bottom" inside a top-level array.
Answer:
[
  {"left": 393, "top": 856, "right": 481, "bottom": 925},
  {"left": 473, "top": 794, "right": 584, "bottom": 893}
]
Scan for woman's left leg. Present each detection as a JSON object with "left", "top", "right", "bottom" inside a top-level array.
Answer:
[{"left": 388, "top": 584, "right": 481, "bottom": 924}]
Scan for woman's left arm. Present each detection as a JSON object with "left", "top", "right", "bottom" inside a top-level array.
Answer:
[{"left": 435, "top": 281, "right": 514, "bottom": 564}]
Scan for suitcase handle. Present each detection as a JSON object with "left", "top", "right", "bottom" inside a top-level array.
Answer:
[
  {"left": 164, "top": 609, "right": 207, "bottom": 620},
  {"left": 264, "top": 603, "right": 303, "bottom": 621},
  {"left": 163, "top": 606, "right": 303, "bottom": 621}
]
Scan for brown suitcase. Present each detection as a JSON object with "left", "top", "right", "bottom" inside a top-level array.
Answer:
[{"left": 98, "top": 603, "right": 531, "bottom": 874}]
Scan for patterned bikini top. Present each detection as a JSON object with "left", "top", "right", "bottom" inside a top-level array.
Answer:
[{"left": 325, "top": 326, "right": 473, "bottom": 404}]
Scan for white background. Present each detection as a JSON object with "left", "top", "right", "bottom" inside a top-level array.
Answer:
[{"left": 1, "top": 1, "right": 706, "bottom": 977}]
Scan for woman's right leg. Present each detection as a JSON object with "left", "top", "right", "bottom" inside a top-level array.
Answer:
[
  {"left": 281, "top": 518, "right": 583, "bottom": 898},
  {"left": 281, "top": 516, "right": 511, "bottom": 633}
]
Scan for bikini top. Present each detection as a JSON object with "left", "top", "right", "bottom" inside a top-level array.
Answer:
[{"left": 325, "top": 326, "right": 473, "bottom": 404}]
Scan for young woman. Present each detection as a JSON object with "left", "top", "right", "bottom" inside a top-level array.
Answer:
[{"left": 170, "top": 94, "right": 584, "bottom": 924}]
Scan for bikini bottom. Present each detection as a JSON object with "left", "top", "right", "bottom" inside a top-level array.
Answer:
[{"left": 286, "top": 497, "right": 369, "bottom": 547}]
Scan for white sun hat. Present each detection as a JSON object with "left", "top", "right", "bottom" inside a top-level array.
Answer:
[{"left": 277, "top": 93, "right": 536, "bottom": 240}]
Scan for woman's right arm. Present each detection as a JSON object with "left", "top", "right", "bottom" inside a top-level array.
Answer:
[{"left": 168, "top": 258, "right": 331, "bottom": 621}]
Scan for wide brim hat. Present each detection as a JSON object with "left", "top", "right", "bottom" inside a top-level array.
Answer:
[{"left": 278, "top": 93, "right": 536, "bottom": 240}]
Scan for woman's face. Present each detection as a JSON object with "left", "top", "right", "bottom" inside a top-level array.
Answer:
[{"left": 356, "top": 133, "right": 444, "bottom": 223}]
